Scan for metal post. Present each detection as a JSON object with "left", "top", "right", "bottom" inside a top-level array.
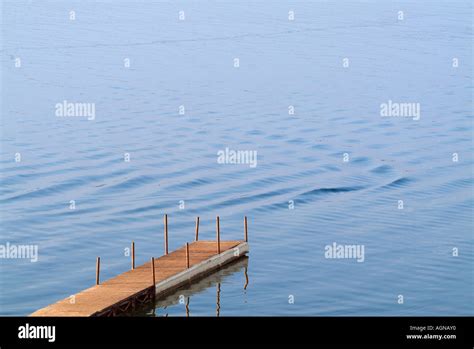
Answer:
[
  {"left": 164, "top": 214, "right": 168, "bottom": 255},
  {"left": 131, "top": 241, "right": 135, "bottom": 270},
  {"left": 216, "top": 216, "right": 220, "bottom": 254},
  {"left": 195, "top": 217, "right": 199, "bottom": 241},
  {"left": 186, "top": 242, "right": 190, "bottom": 268},
  {"left": 96, "top": 257, "right": 100, "bottom": 285},
  {"left": 244, "top": 216, "right": 248, "bottom": 242}
]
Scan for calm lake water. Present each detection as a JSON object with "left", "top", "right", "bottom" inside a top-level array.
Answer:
[{"left": 0, "top": 0, "right": 472, "bottom": 316}]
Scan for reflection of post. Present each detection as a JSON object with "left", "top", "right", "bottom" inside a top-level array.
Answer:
[
  {"left": 216, "top": 283, "right": 221, "bottom": 317},
  {"left": 244, "top": 266, "right": 249, "bottom": 290},
  {"left": 185, "top": 297, "right": 190, "bottom": 317}
]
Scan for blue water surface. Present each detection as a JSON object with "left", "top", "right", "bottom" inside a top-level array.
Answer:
[{"left": 0, "top": 0, "right": 472, "bottom": 316}]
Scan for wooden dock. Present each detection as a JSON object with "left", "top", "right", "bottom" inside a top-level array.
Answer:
[{"left": 31, "top": 216, "right": 249, "bottom": 317}]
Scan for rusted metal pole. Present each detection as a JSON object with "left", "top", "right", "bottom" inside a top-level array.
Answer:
[
  {"left": 151, "top": 257, "right": 156, "bottom": 286},
  {"left": 164, "top": 214, "right": 168, "bottom": 255},
  {"left": 131, "top": 241, "right": 135, "bottom": 270},
  {"left": 96, "top": 257, "right": 100, "bottom": 285},
  {"left": 195, "top": 217, "right": 199, "bottom": 241},
  {"left": 216, "top": 216, "right": 220, "bottom": 254},
  {"left": 186, "top": 242, "right": 190, "bottom": 268},
  {"left": 244, "top": 216, "right": 248, "bottom": 242}
]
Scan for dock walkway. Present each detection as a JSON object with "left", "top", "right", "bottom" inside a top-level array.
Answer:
[
  {"left": 32, "top": 241, "right": 248, "bottom": 316},
  {"left": 31, "top": 215, "right": 250, "bottom": 316}
]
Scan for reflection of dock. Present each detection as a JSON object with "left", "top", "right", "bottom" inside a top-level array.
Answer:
[
  {"left": 137, "top": 256, "right": 249, "bottom": 317},
  {"left": 31, "top": 216, "right": 250, "bottom": 317}
]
